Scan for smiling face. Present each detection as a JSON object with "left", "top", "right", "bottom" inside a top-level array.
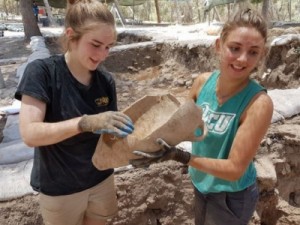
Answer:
[
  {"left": 67, "top": 22, "right": 116, "bottom": 72},
  {"left": 216, "top": 26, "right": 266, "bottom": 81}
]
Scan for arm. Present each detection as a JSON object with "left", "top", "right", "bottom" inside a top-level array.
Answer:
[
  {"left": 132, "top": 92, "right": 273, "bottom": 180},
  {"left": 189, "top": 92, "right": 273, "bottom": 181},
  {"left": 19, "top": 95, "right": 134, "bottom": 148},
  {"left": 19, "top": 95, "right": 82, "bottom": 147},
  {"left": 131, "top": 78, "right": 273, "bottom": 181}
]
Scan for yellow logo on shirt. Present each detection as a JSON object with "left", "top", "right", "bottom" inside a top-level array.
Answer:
[{"left": 95, "top": 97, "right": 109, "bottom": 106}]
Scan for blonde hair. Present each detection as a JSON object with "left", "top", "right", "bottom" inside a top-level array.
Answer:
[
  {"left": 220, "top": 8, "right": 268, "bottom": 43},
  {"left": 60, "top": 0, "right": 116, "bottom": 52}
]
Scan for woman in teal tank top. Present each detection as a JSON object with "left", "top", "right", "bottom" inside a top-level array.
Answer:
[{"left": 130, "top": 8, "right": 273, "bottom": 225}]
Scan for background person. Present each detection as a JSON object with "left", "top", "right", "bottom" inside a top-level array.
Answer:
[
  {"left": 15, "top": 0, "right": 134, "bottom": 224},
  {"left": 131, "top": 8, "right": 273, "bottom": 225},
  {"left": 32, "top": 1, "right": 39, "bottom": 22}
]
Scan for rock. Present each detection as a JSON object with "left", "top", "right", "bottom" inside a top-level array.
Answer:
[{"left": 255, "top": 156, "right": 277, "bottom": 191}]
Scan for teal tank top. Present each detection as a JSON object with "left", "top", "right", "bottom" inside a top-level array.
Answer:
[{"left": 189, "top": 70, "right": 265, "bottom": 194}]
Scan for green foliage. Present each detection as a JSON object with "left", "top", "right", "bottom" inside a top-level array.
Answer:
[
  {"left": 251, "top": 0, "right": 262, "bottom": 4},
  {"left": 34, "top": 0, "right": 146, "bottom": 8},
  {"left": 1, "top": 0, "right": 300, "bottom": 24},
  {"left": 34, "top": 0, "right": 67, "bottom": 8}
]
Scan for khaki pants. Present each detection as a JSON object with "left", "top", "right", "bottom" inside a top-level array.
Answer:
[{"left": 40, "top": 174, "right": 118, "bottom": 225}]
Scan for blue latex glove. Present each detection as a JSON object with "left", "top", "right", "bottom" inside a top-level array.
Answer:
[{"left": 78, "top": 111, "right": 134, "bottom": 137}]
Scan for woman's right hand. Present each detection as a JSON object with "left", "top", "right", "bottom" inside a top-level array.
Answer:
[{"left": 78, "top": 111, "right": 134, "bottom": 137}]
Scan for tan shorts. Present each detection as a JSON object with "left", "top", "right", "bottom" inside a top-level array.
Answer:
[{"left": 40, "top": 174, "right": 118, "bottom": 225}]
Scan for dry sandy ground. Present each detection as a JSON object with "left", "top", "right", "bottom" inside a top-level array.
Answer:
[{"left": 0, "top": 26, "right": 300, "bottom": 225}]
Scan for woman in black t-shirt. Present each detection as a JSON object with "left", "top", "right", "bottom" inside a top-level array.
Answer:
[{"left": 15, "top": 1, "right": 134, "bottom": 225}]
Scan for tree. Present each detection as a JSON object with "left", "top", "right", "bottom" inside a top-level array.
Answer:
[
  {"left": 20, "top": 0, "right": 42, "bottom": 41},
  {"left": 154, "top": 0, "right": 161, "bottom": 23},
  {"left": 43, "top": 0, "right": 56, "bottom": 26},
  {"left": 15, "top": 0, "right": 20, "bottom": 15},
  {"left": 261, "top": 0, "right": 269, "bottom": 21},
  {"left": 3, "top": 0, "right": 9, "bottom": 18}
]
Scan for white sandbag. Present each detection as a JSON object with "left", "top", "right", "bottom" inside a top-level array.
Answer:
[
  {"left": 16, "top": 62, "right": 27, "bottom": 79},
  {"left": 27, "top": 49, "right": 50, "bottom": 63},
  {"left": 271, "top": 34, "right": 300, "bottom": 46},
  {"left": 269, "top": 88, "right": 300, "bottom": 120},
  {"left": 271, "top": 110, "right": 285, "bottom": 123},
  {"left": 0, "top": 139, "right": 34, "bottom": 165},
  {"left": 0, "top": 100, "right": 21, "bottom": 114},
  {"left": 30, "top": 36, "right": 47, "bottom": 51},
  {"left": 0, "top": 159, "right": 36, "bottom": 201},
  {"left": 16, "top": 51, "right": 50, "bottom": 80},
  {"left": 16, "top": 36, "right": 50, "bottom": 81},
  {"left": 2, "top": 114, "right": 21, "bottom": 143}
]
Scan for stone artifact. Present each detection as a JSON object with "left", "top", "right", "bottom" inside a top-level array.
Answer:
[{"left": 92, "top": 94, "right": 207, "bottom": 170}]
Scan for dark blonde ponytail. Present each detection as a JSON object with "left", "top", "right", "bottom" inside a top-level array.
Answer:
[
  {"left": 60, "top": 0, "right": 116, "bottom": 52},
  {"left": 220, "top": 8, "right": 268, "bottom": 43}
]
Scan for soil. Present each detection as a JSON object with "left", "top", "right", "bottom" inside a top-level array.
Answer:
[{"left": 0, "top": 25, "right": 300, "bottom": 225}]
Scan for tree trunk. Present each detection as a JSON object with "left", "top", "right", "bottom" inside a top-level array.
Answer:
[
  {"left": 213, "top": 7, "right": 222, "bottom": 21},
  {"left": 174, "top": 0, "right": 181, "bottom": 24},
  {"left": 288, "top": 0, "right": 292, "bottom": 21},
  {"left": 3, "top": 0, "right": 9, "bottom": 17},
  {"left": 274, "top": 1, "right": 282, "bottom": 21},
  {"left": 43, "top": 0, "right": 56, "bottom": 26},
  {"left": 268, "top": 0, "right": 275, "bottom": 21},
  {"left": 0, "top": 68, "right": 5, "bottom": 89},
  {"left": 298, "top": 2, "right": 300, "bottom": 21},
  {"left": 20, "top": 0, "right": 42, "bottom": 41},
  {"left": 261, "top": 0, "right": 269, "bottom": 21},
  {"left": 154, "top": 0, "right": 161, "bottom": 23},
  {"left": 227, "top": 4, "right": 230, "bottom": 20},
  {"left": 195, "top": 0, "right": 201, "bottom": 23},
  {"left": 15, "top": 0, "right": 20, "bottom": 16},
  {"left": 112, "top": 0, "right": 126, "bottom": 26}
]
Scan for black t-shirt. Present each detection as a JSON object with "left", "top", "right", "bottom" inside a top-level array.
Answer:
[{"left": 15, "top": 55, "right": 117, "bottom": 196}]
